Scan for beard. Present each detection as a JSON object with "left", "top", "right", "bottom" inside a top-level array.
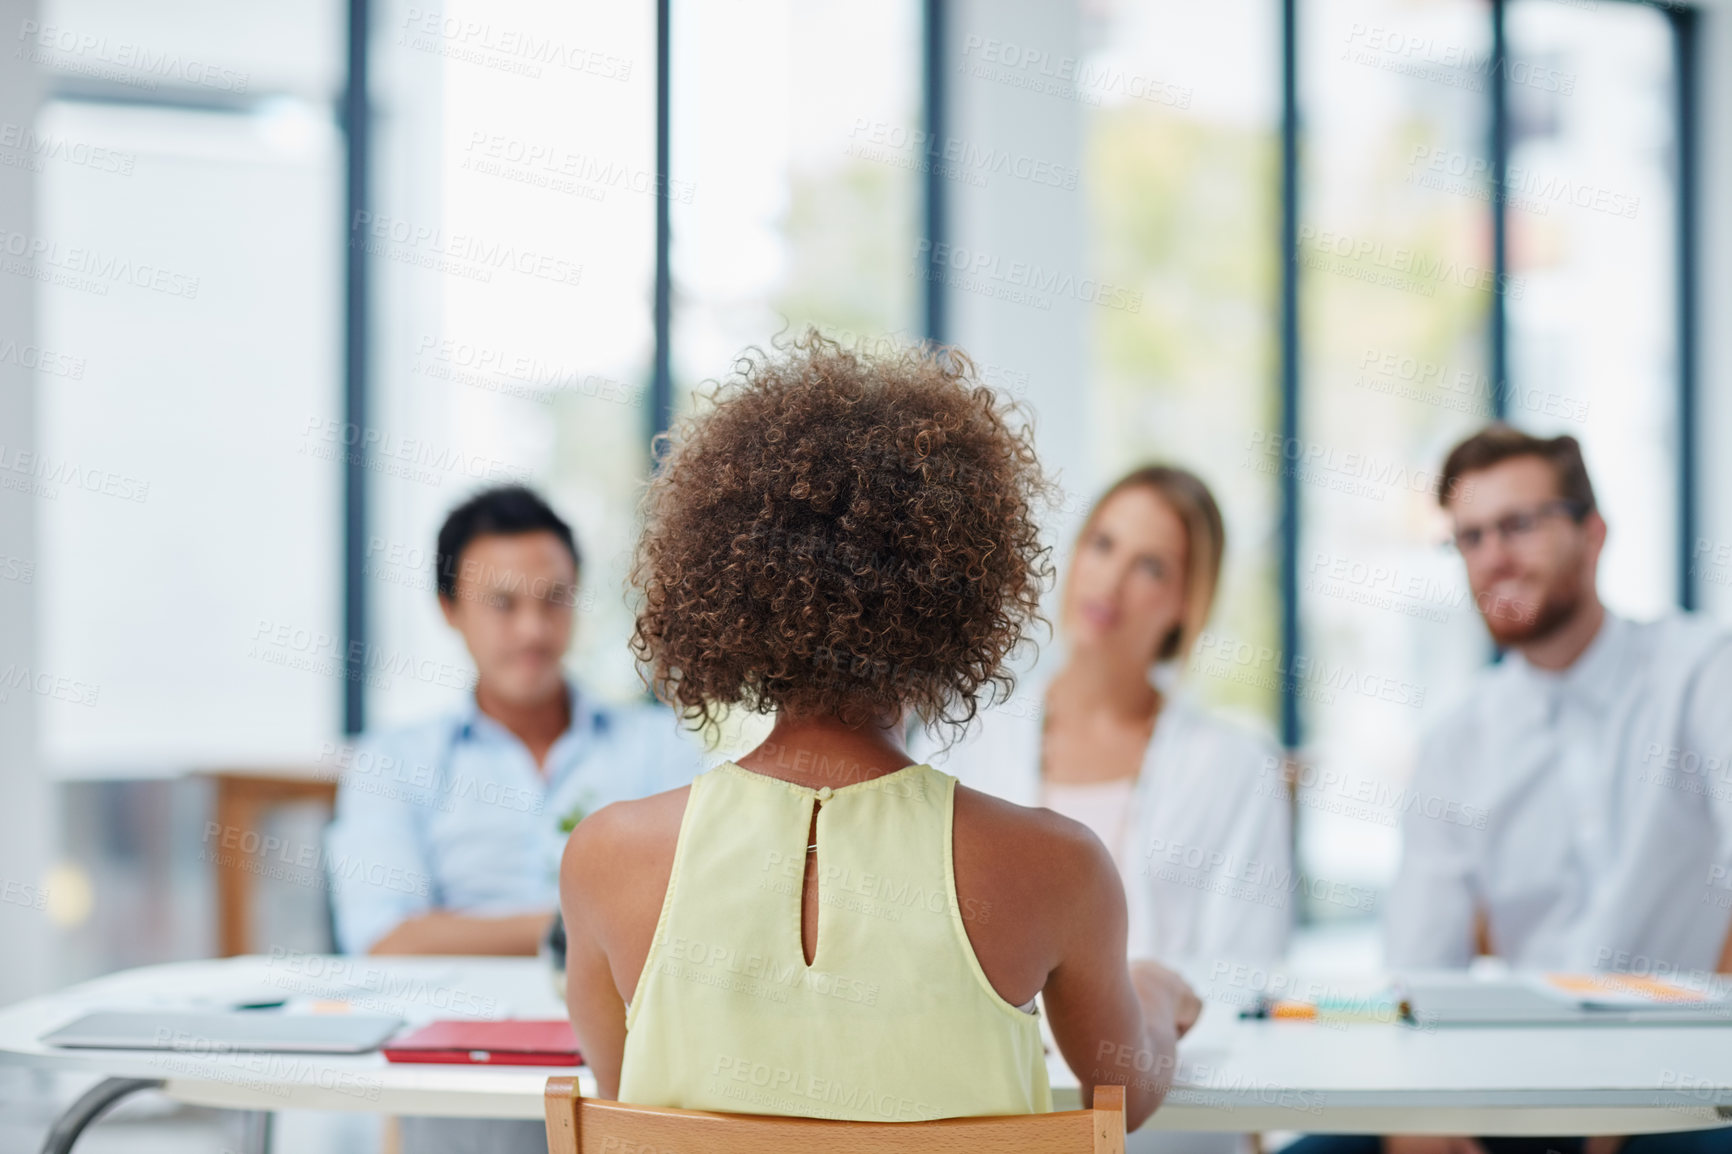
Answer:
[{"left": 1478, "top": 570, "right": 1585, "bottom": 648}]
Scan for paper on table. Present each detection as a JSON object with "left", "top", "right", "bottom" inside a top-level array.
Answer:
[{"left": 1531, "top": 973, "right": 1721, "bottom": 1009}]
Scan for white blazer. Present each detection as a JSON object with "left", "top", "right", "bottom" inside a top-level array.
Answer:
[{"left": 920, "top": 657, "right": 1293, "bottom": 967}]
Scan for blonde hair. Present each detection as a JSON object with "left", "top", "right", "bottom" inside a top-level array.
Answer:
[{"left": 1077, "top": 465, "right": 1224, "bottom": 664}]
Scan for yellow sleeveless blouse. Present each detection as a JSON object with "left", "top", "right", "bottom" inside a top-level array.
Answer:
[{"left": 616, "top": 760, "right": 1052, "bottom": 1121}]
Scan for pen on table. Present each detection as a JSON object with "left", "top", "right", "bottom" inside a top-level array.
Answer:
[
  {"left": 1238, "top": 996, "right": 1316, "bottom": 1020},
  {"left": 1239, "top": 995, "right": 1412, "bottom": 1022}
]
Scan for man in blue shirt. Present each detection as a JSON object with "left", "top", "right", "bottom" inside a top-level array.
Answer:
[{"left": 324, "top": 485, "right": 704, "bottom": 957}]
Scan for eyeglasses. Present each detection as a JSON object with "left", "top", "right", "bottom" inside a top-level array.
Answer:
[{"left": 1447, "top": 499, "right": 1589, "bottom": 555}]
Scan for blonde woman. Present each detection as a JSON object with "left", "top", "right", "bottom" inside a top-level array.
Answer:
[{"left": 926, "top": 466, "right": 1292, "bottom": 968}]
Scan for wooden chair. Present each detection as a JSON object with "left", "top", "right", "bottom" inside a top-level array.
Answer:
[
  {"left": 545, "top": 1077, "right": 1126, "bottom": 1154},
  {"left": 205, "top": 771, "right": 339, "bottom": 956}
]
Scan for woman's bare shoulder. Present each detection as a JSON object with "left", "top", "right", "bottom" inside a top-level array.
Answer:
[
  {"left": 560, "top": 786, "right": 691, "bottom": 910},
  {"left": 952, "top": 783, "right": 1120, "bottom": 896}
]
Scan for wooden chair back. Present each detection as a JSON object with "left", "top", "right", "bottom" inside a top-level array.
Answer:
[{"left": 544, "top": 1077, "right": 1126, "bottom": 1154}]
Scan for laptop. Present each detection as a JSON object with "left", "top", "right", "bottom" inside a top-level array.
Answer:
[
  {"left": 42, "top": 1010, "right": 405, "bottom": 1054},
  {"left": 1403, "top": 975, "right": 1732, "bottom": 1028}
]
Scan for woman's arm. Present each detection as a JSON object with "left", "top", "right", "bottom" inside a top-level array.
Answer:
[
  {"left": 559, "top": 808, "right": 631, "bottom": 1098},
  {"left": 1041, "top": 828, "right": 1184, "bottom": 1133},
  {"left": 368, "top": 911, "right": 552, "bottom": 956},
  {"left": 558, "top": 785, "right": 690, "bottom": 1100}
]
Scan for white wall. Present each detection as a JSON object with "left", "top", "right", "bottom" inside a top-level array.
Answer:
[{"left": 945, "top": 0, "right": 1093, "bottom": 554}]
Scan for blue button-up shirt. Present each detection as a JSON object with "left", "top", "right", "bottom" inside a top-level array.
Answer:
[{"left": 323, "top": 681, "right": 705, "bottom": 954}]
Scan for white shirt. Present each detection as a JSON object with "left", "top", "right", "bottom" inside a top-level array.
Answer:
[
  {"left": 1385, "top": 612, "right": 1732, "bottom": 979},
  {"left": 1042, "top": 778, "right": 1138, "bottom": 871},
  {"left": 919, "top": 659, "right": 1293, "bottom": 967}
]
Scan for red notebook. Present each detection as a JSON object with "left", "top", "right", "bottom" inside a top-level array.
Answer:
[{"left": 383, "top": 1020, "right": 582, "bottom": 1066}]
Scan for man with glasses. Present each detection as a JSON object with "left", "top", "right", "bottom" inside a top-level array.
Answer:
[{"left": 1371, "top": 425, "right": 1732, "bottom": 1154}]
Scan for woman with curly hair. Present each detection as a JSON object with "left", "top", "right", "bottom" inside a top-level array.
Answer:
[{"left": 557, "top": 333, "right": 1192, "bottom": 1130}]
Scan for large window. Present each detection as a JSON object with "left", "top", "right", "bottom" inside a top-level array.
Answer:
[
  {"left": 33, "top": 0, "right": 344, "bottom": 771},
  {"left": 670, "top": 0, "right": 922, "bottom": 394},
  {"left": 1506, "top": 0, "right": 1680, "bottom": 617},
  {"left": 32, "top": 0, "right": 1687, "bottom": 944},
  {"left": 356, "top": 0, "right": 1693, "bottom": 917},
  {"left": 1057, "top": 0, "right": 1692, "bottom": 930},
  {"left": 367, "top": 0, "right": 660, "bottom": 722},
  {"left": 24, "top": 0, "right": 346, "bottom": 977},
  {"left": 1293, "top": 0, "right": 1499, "bottom": 913},
  {"left": 1083, "top": 0, "right": 1284, "bottom": 724},
  {"left": 367, "top": 0, "right": 925, "bottom": 733}
]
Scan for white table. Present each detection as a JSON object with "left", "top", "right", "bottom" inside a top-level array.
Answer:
[{"left": 1, "top": 956, "right": 1729, "bottom": 1150}]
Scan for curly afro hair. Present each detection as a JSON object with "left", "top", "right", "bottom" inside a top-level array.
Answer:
[{"left": 629, "top": 330, "right": 1056, "bottom": 739}]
